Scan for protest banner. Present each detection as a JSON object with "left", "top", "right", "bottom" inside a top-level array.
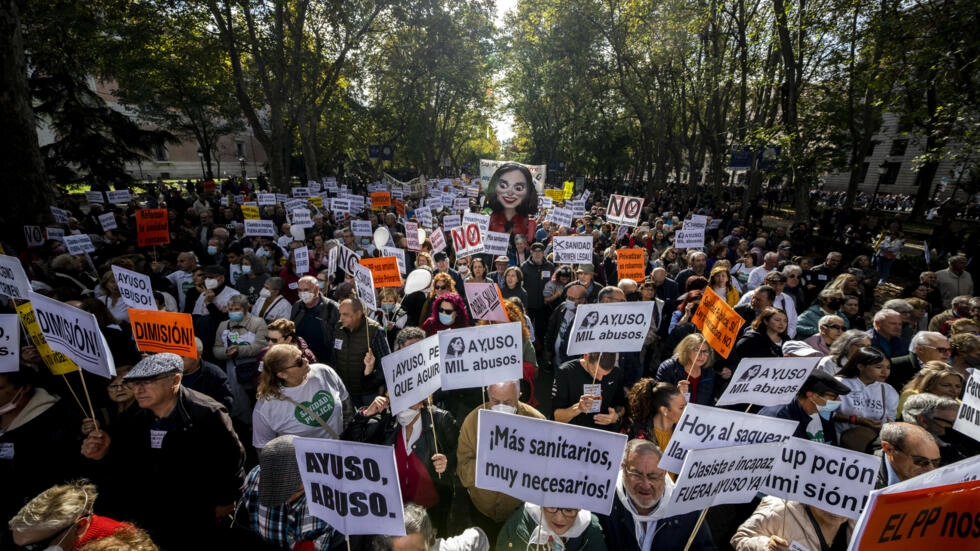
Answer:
[
  {"left": 674, "top": 228, "right": 705, "bottom": 249},
  {"left": 337, "top": 245, "right": 361, "bottom": 276},
  {"left": 351, "top": 220, "right": 373, "bottom": 238},
  {"left": 464, "top": 282, "right": 509, "bottom": 322},
  {"left": 257, "top": 193, "right": 277, "bottom": 206},
  {"left": 293, "top": 437, "right": 406, "bottom": 536},
  {"left": 439, "top": 322, "right": 522, "bottom": 390},
  {"left": 483, "top": 231, "right": 510, "bottom": 257},
  {"left": 479, "top": 159, "right": 546, "bottom": 193},
  {"left": 563, "top": 181, "right": 575, "bottom": 199},
  {"left": 291, "top": 208, "right": 313, "bottom": 229},
  {"left": 553, "top": 236, "right": 594, "bottom": 264},
  {"left": 64, "top": 234, "right": 95, "bottom": 255},
  {"left": 550, "top": 207, "right": 574, "bottom": 229},
  {"left": 135, "top": 208, "right": 170, "bottom": 247},
  {"left": 380, "top": 334, "right": 441, "bottom": 415},
  {"left": 605, "top": 195, "right": 644, "bottom": 226},
  {"left": 46, "top": 227, "right": 65, "bottom": 242},
  {"left": 380, "top": 246, "right": 406, "bottom": 274},
  {"left": 128, "top": 309, "right": 197, "bottom": 358},
  {"left": 50, "top": 206, "right": 70, "bottom": 224},
  {"left": 294, "top": 246, "right": 310, "bottom": 275},
  {"left": 24, "top": 226, "right": 45, "bottom": 247},
  {"left": 0, "top": 315, "right": 20, "bottom": 373},
  {"left": 691, "top": 288, "right": 743, "bottom": 359},
  {"left": 475, "top": 410, "right": 627, "bottom": 514},
  {"left": 442, "top": 214, "right": 461, "bottom": 231},
  {"left": 98, "top": 213, "right": 117, "bottom": 232},
  {"left": 0, "top": 254, "right": 32, "bottom": 299},
  {"left": 241, "top": 205, "right": 260, "bottom": 220},
  {"left": 107, "top": 190, "right": 131, "bottom": 204},
  {"left": 953, "top": 370, "right": 980, "bottom": 442},
  {"left": 669, "top": 442, "right": 782, "bottom": 517},
  {"left": 111, "top": 265, "right": 157, "bottom": 311},
  {"left": 566, "top": 302, "right": 654, "bottom": 355},
  {"left": 244, "top": 219, "right": 277, "bottom": 237},
  {"left": 359, "top": 257, "right": 402, "bottom": 288},
  {"left": 16, "top": 301, "right": 78, "bottom": 375},
  {"left": 659, "top": 403, "right": 796, "bottom": 473},
  {"left": 28, "top": 290, "right": 114, "bottom": 378},
  {"left": 544, "top": 189, "right": 565, "bottom": 202},
  {"left": 715, "top": 357, "right": 819, "bottom": 407},
  {"left": 616, "top": 248, "right": 646, "bottom": 282},
  {"left": 84, "top": 191, "right": 104, "bottom": 204},
  {"left": 429, "top": 226, "right": 446, "bottom": 254},
  {"left": 451, "top": 223, "right": 485, "bottom": 258},
  {"left": 762, "top": 437, "right": 879, "bottom": 520},
  {"left": 353, "top": 263, "right": 377, "bottom": 313},
  {"left": 371, "top": 191, "right": 392, "bottom": 209}
]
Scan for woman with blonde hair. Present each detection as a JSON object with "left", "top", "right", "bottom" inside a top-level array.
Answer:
[
  {"left": 656, "top": 333, "right": 715, "bottom": 405},
  {"left": 707, "top": 264, "right": 741, "bottom": 306},
  {"left": 897, "top": 361, "right": 965, "bottom": 416},
  {"left": 99, "top": 270, "right": 130, "bottom": 324}
]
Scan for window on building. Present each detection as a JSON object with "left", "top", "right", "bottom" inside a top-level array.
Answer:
[
  {"left": 236, "top": 142, "right": 246, "bottom": 158},
  {"left": 889, "top": 139, "right": 908, "bottom": 157},
  {"left": 884, "top": 161, "right": 901, "bottom": 186},
  {"left": 153, "top": 144, "right": 169, "bottom": 162}
]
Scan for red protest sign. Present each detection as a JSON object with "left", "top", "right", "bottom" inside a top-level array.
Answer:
[
  {"left": 371, "top": 192, "right": 392, "bottom": 209},
  {"left": 135, "top": 209, "right": 170, "bottom": 247}
]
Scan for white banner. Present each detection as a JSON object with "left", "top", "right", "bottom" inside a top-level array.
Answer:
[
  {"left": 454, "top": 197, "right": 470, "bottom": 212},
  {"left": 98, "top": 213, "right": 117, "bottom": 232},
  {"left": 439, "top": 322, "right": 522, "bottom": 390},
  {"left": 953, "top": 370, "right": 980, "bottom": 442},
  {"left": 294, "top": 246, "right": 310, "bottom": 275},
  {"left": 539, "top": 196, "right": 553, "bottom": 210},
  {"left": 0, "top": 315, "right": 20, "bottom": 373},
  {"left": 353, "top": 263, "right": 377, "bottom": 313},
  {"left": 669, "top": 442, "right": 781, "bottom": 517},
  {"left": 292, "top": 187, "right": 311, "bottom": 198},
  {"left": 111, "top": 265, "right": 157, "bottom": 311},
  {"left": 107, "top": 190, "right": 131, "bottom": 204},
  {"left": 659, "top": 403, "right": 796, "bottom": 473},
  {"left": 763, "top": 437, "right": 879, "bottom": 520},
  {"left": 567, "top": 199, "right": 585, "bottom": 218},
  {"left": 351, "top": 220, "right": 373, "bottom": 238},
  {"left": 483, "top": 231, "right": 510, "bottom": 257},
  {"left": 381, "top": 334, "right": 441, "bottom": 415},
  {"left": 28, "top": 290, "right": 115, "bottom": 378},
  {"left": 293, "top": 437, "right": 406, "bottom": 537},
  {"left": 550, "top": 207, "right": 573, "bottom": 229},
  {"left": 566, "top": 302, "right": 654, "bottom": 355},
  {"left": 64, "top": 234, "right": 95, "bottom": 255},
  {"left": 244, "top": 219, "right": 277, "bottom": 237},
  {"left": 0, "top": 254, "right": 32, "bottom": 299},
  {"left": 553, "top": 236, "right": 594, "bottom": 264},
  {"left": 715, "top": 357, "right": 818, "bottom": 407},
  {"left": 475, "top": 410, "right": 627, "bottom": 514},
  {"left": 674, "top": 228, "right": 705, "bottom": 249}
]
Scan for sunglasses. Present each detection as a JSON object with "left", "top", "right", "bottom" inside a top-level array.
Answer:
[
  {"left": 434, "top": 285, "right": 448, "bottom": 291},
  {"left": 439, "top": 308, "right": 455, "bottom": 315},
  {"left": 920, "top": 345, "right": 951, "bottom": 354},
  {"left": 893, "top": 445, "right": 941, "bottom": 469}
]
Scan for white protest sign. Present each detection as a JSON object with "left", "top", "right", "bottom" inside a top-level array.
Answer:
[
  {"left": 550, "top": 207, "right": 573, "bottom": 229},
  {"left": 483, "top": 231, "right": 510, "bottom": 257},
  {"left": 688, "top": 214, "right": 708, "bottom": 229},
  {"left": 0, "top": 254, "right": 33, "bottom": 299},
  {"left": 442, "top": 215, "right": 461, "bottom": 231},
  {"left": 439, "top": 322, "right": 522, "bottom": 390},
  {"left": 257, "top": 193, "right": 277, "bottom": 206},
  {"left": 27, "top": 290, "right": 115, "bottom": 378},
  {"left": 567, "top": 199, "right": 585, "bottom": 218},
  {"left": 0, "top": 315, "right": 20, "bottom": 373},
  {"left": 405, "top": 222, "right": 420, "bottom": 251},
  {"left": 553, "top": 236, "right": 594, "bottom": 264},
  {"left": 566, "top": 302, "right": 654, "bottom": 355},
  {"left": 332, "top": 198, "right": 350, "bottom": 219},
  {"left": 715, "top": 357, "right": 818, "bottom": 407},
  {"left": 64, "top": 234, "right": 95, "bottom": 255},
  {"left": 763, "top": 437, "right": 879, "bottom": 520},
  {"left": 953, "top": 369, "right": 980, "bottom": 442},
  {"left": 381, "top": 334, "right": 441, "bottom": 415},
  {"left": 674, "top": 228, "right": 705, "bottom": 249},
  {"left": 293, "top": 437, "right": 405, "bottom": 537},
  {"left": 605, "top": 195, "right": 644, "bottom": 226},
  {"left": 291, "top": 208, "right": 314, "bottom": 229},
  {"left": 450, "top": 223, "right": 484, "bottom": 258},
  {"left": 98, "top": 213, "right": 117, "bottom": 232},
  {"left": 454, "top": 197, "right": 470, "bottom": 212},
  {"left": 462, "top": 212, "right": 490, "bottom": 235},
  {"left": 353, "top": 263, "right": 377, "bottom": 313},
  {"left": 337, "top": 245, "right": 361, "bottom": 276},
  {"left": 46, "top": 227, "right": 65, "bottom": 242},
  {"left": 668, "top": 442, "right": 781, "bottom": 517},
  {"left": 50, "top": 206, "right": 70, "bottom": 224},
  {"left": 294, "top": 246, "right": 310, "bottom": 275},
  {"left": 276, "top": 193, "right": 288, "bottom": 203},
  {"left": 351, "top": 220, "right": 373, "bottom": 238},
  {"left": 416, "top": 206, "right": 433, "bottom": 228},
  {"left": 380, "top": 247, "right": 406, "bottom": 274},
  {"left": 111, "top": 265, "right": 157, "bottom": 311},
  {"left": 581, "top": 189, "right": 590, "bottom": 203},
  {"left": 707, "top": 218, "right": 723, "bottom": 230},
  {"left": 284, "top": 198, "right": 307, "bottom": 213},
  {"left": 84, "top": 191, "right": 105, "bottom": 204},
  {"left": 24, "top": 226, "right": 45, "bottom": 247},
  {"left": 429, "top": 226, "right": 446, "bottom": 254},
  {"left": 292, "top": 186, "right": 311, "bottom": 198},
  {"left": 539, "top": 196, "right": 554, "bottom": 210},
  {"left": 475, "top": 410, "right": 627, "bottom": 514},
  {"left": 107, "top": 190, "right": 131, "bottom": 204},
  {"left": 464, "top": 282, "right": 509, "bottom": 322},
  {"left": 659, "top": 403, "right": 796, "bottom": 473},
  {"left": 244, "top": 219, "right": 277, "bottom": 237}
]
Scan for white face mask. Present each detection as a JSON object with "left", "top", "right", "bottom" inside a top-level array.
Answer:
[
  {"left": 204, "top": 278, "right": 219, "bottom": 290},
  {"left": 0, "top": 388, "right": 24, "bottom": 415},
  {"left": 259, "top": 288, "right": 271, "bottom": 298},
  {"left": 298, "top": 291, "right": 316, "bottom": 304},
  {"left": 396, "top": 409, "right": 420, "bottom": 426},
  {"left": 491, "top": 403, "right": 517, "bottom": 415}
]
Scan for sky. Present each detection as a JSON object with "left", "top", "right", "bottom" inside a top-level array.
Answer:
[{"left": 492, "top": 0, "right": 518, "bottom": 143}]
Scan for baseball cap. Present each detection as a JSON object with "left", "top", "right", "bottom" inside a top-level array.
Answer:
[{"left": 530, "top": 242, "right": 545, "bottom": 252}]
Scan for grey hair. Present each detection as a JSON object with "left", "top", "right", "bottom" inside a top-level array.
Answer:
[
  {"left": 951, "top": 295, "right": 972, "bottom": 308},
  {"left": 901, "top": 393, "right": 960, "bottom": 423},
  {"left": 618, "top": 278, "right": 638, "bottom": 291},
  {"left": 948, "top": 255, "right": 966, "bottom": 265},
  {"left": 782, "top": 264, "right": 802, "bottom": 276},
  {"left": 883, "top": 299, "right": 912, "bottom": 313},
  {"left": 597, "top": 285, "right": 624, "bottom": 302},
  {"left": 50, "top": 253, "right": 77, "bottom": 271},
  {"left": 241, "top": 252, "right": 267, "bottom": 276},
  {"left": 227, "top": 294, "right": 250, "bottom": 310},
  {"left": 880, "top": 422, "right": 932, "bottom": 450},
  {"left": 402, "top": 503, "right": 435, "bottom": 547},
  {"left": 909, "top": 331, "right": 947, "bottom": 353},
  {"left": 487, "top": 379, "right": 521, "bottom": 396},
  {"left": 818, "top": 315, "right": 843, "bottom": 329},
  {"left": 874, "top": 308, "right": 901, "bottom": 324},
  {"left": 624, "top": 438, "right": 663, "bottom": 464},
  {"left": 265, "top": 276, "right": 285, "bottom": 291},
  {"left": 8, "top": 480, "right": 97, "bottom": 534},
  {"left": 830, "top": 329, "right": 871, "bottom": 365},
  {"left": 395, "top": 326, "right": 426, "bottom": 350}
]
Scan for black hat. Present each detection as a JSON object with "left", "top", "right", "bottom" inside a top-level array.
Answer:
[
  {"left": 433, "top": 251, "right": 448, "bottom": 262},
  {"left": 800, "top": 369, "right": 851, "bottom": 397},
  {"left": 530, "top": 242, "right": 546, "bottom": 252}
]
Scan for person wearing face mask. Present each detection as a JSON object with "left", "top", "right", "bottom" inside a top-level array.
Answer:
[
  {"left": 289, "top": 275, "right": 341, "bottom": 366},
  {"left": 234, "top": 252, "right": 269, "bottom": 305},
  {"left": 758, "top": 370, "right": 852, "bottom": 446},
  {"left": 422, "top": 292, "right": 470, "bottom": 336},
  {"left": 543, "top": 282, "right": 588, "bottom": 372},
  {"left": 457, "top": 380, "right": 546, "bottom": 547},
  {"left": 213, "top": 294, "right": 269, "bottom": 432},
  {"left": 192, "top": 265, "right": 239, "bottom": 316},
  {"left": 250, "top": 277, "right": 293, "bottom": 323},
  {"left": 796, "top": 289, "right": 848, "bottom": 340},
  {"left": 374, "top": 287, "right": 408, "bottom": 349},
  {"left": 278, "top": 245, "right": 317, "bottom": 304}
]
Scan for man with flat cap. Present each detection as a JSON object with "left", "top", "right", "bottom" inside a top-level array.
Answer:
[
  {"left": 757, "top": 370, "right": 852, "bottom": 446},
  {"left": 81, "top": 353, "right": 245, "bottom": 550}
]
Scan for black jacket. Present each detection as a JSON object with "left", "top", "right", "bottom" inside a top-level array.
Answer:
[
  {"left": 520, "top": 258, "right": 555, "bottom": 310},
  {"left": 598, "top": 492, "right": 716, "bottom": 551}
]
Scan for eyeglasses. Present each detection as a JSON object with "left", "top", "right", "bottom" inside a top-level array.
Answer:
[
  {"left": 920, "top": 345, "right": 951, "bottom": 354},
  {"left": 439, "top": 308, "right": 455, "bottom": 315},
  {"left": 933, "top": 417, "right": 955, "bottom": 428},
  {"left": 278, "top": 358, "right": 304, "bottom": 372},
  {"left": 124, "top": 374, "right": 174, "bottom": 390},
  {"left": 892, "top": 445, "right": 941, "bottom": 469},
  {"left": 625, "top": 468, "right": 665, "bottom": 485},
  {"left": 542, "top": 507, "right": 579, "bottom": 517},
  {"left": 825, "top": 325, "right": 845, "bottom": 331},
  {"left": 434, "top": 285, "right": 448, "bottom": 291}
]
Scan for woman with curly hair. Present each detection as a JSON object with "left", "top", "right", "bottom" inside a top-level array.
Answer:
[
  {"left": 421, "top": 291, "right": 470, "bottom": 336},
  {"left": 417, "top": 272, "right": 457, "bottom": 326},
  {"left": 624, "top": 380, "right": 686, "bottom": 462}
]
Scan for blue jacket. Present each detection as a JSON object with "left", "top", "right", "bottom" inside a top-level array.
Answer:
[
  {"left": 598, "top": 492, "right": 716, "bottom": 551},
  {"left": 758, "top": 398, "right": 839, "bottom": 446},
  {"left": 656, "top": 357, "right": 715, "bottom": 405}
]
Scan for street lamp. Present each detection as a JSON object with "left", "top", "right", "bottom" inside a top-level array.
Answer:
[
  {"left": 239, "top": 156, "right": 246, "bottom": 181},
  {"left": 871, "top": 162, "right": 888, "bottom": 209},
  {"left": 196, "top": 149, "right": 207, "bottom": 180}
]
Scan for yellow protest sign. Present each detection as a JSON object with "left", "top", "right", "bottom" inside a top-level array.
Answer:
[
  {"left": 563, "top": 181, "right": 574, "bottom": 199},
  {"left": 241, "top": 205, "right": 260, "bottom": 220},
  {"left": 15, "top": 301, "right": 79, "bottom": 375},
  {"left": 309, "top": 196, "right": 323, "bottom": 209},
  {"left": 691, "top": 288, "right": 744, "bottom": 359},
  {"left": 545, "top": 189, "right": 564, "bottom": 202}
]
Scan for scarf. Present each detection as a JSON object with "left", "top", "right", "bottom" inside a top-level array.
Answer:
[
  {"left": 523, "top": 504, "right": 591, "bottom": 549},
  {"left": 614, "top": 470, "right": 676, "bottom": 551}
]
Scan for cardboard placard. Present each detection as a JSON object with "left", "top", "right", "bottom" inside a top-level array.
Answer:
[
  {"left": 111, "top": 265, "right": 157, "bottom": 311},
  {"left": 566, "top": 302, "right": 655, "bottom": 355},
  {"left": 616, "top": 248, "right": 646, "bottom": 282},
  {"left": 0, "top": 315, "right": 21, "bottom": 373},
  {"left": 439, "top": 322, "right": 522, "bottom": 390},
  {"left": 380, "top": 334, "right": 441, "bottom": 415},
  {"left": 358, "top": 257, "right": 403, "bottom": 288},
  {"left": 129, "top": 309, "right": 197, "bottom": 358},
  {"left": 27, "top": 290, "right": 114, "bottom": 377},
  {"left": 553, "top": 236, "right": 594, "bottom": 264},
  {"left": 135, "top": 209, "right": 170, "bottom": 247},
  {"left": 691, "top": 288, "right": 744, "bottom": 359},
  {"left": 715, "top": 357, "right": 818, "bottom": 407}
]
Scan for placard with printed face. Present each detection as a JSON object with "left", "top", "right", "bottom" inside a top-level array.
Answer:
[
  {"left": 566, "top": 302, "right": 654, "bottom": 355},
  {"left": 715, "top": 357, "right": 818, "bottom": 407},
  {"left": 674, "top": 228, "right": 705, "bottom": 249},
  {"left": 439, "top": 322, "right": 522, "bottom": 390}
]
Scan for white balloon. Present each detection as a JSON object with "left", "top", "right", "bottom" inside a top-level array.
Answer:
[
  {"left": 417, "top": 228, "right": 426, "bottom": 244},
  {"left": 373, "top": 226, "right": 391, "bottom": 250},
  {"left": 290, "top": 225, "right": 305, "bottom": 242},
  {"left": 403, "top": 268, "right": 432, "bottom": 295}
]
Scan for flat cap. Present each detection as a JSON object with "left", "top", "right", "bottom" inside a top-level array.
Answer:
[{"left": 123, "top": 353, "right": 183, "bottom": 381}]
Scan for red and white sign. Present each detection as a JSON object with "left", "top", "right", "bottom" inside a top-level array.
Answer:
[
  {"left": 450, "top": 223, "right": 484, "bottom": 258},
  {"left": 606, "top": 194, "right": 644, "bottom": 227}
]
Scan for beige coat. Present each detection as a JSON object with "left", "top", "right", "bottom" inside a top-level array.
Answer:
[{"left": 731, "top": 496, "right": 855, "bottom": 551}]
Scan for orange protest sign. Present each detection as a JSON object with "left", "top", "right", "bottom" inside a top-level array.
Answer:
[
  {"left": 128, "top": 309, "right": 197, "bottom": 358},
  {"left": 856, "top": 479, "right": 980, "bottom": 550},
  {"left": 617, "top": 248, "right": 646, "bottom": 282},
  {"left": 135, "top": 208, "right": 170, "bottom": 247},
  {"left": 691, "top": 288, "right": 743, "bottom": 359},
  {"left": 394, "top": 200, "right": 406, "bottom": 217},
  {"left": 358, "top": 257, "right": 403, "bottom": 288},
  {"left": 371, "top": 192, "right": 392, "bottom": 209}
]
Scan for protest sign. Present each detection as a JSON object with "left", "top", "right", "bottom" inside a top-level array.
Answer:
[
  {"left": 84, "top": 191, "right": 104, "bottom": 204},
  {"left": 332, "top": 199, "right": 350, "bottom": 219},
  {"left": 566, "top": 302, "right": 654, "bottom": 355},
  {"left": 46, "top": 227, "right": 65, "bottom": 242},
  {"left": 544, "top": 189, "right": 565, "bottom": 202},
  {"left": 553, "top": 236, "right": 594, "bottom": 264},
  {"left": 567, "top": 199, "right": 585, "bottom": 218},
  {"left": 707, "top": 218, "right": 722, "bottom": 230},
  {"left": 292, "top": 186, "right": 311, "bottom": 198},
  {"left": 284, "top": 198, "right": 307, "bottom": 213},
  {"left": 953, "top": 370, "right": 980, "bottom": 442},
  {"left": 353, "top": 263, "right": 377, "bottom": 313},
  {"left": 442, "top": 214, "right": 461, "bottom": 231},
  {"left": 669, "top": 442, "right": 781, "bottom": 517},
  {"left": 464, "top": 282, "right": 509, "bottom": 322},
  {"left": 605, "top": 195, "right": 644, "bottom": 226},
  {"left": 416, "top": 206, "right": 433, "bottom": 228},
  {"left": 405, "top": 222, "right": 420, "bottom": 251},
  {"left": 762, "top": 437, "right": 879, "bottom": 520},
  {"left": 475, "top": 410, "right": 627, "bottom": 514},
  {"left": 454, "top": 197, "right": 470, "bottom": 212},
  {"left": 291, "top": 208, "right": 313, "bottom": 229},
  {"left": 716, "top": 357, "right": 818, "bottom": 407},
  {"left": 0, "top": 254, "right": 32, "bottom": 299},
  {"left": 294, "top": 246, "right": 310, "bottom": 275},
  {"left": 462, "top": 212, "right": 490, "bottom": 235},
  {"left": 674, "top": 228, "right": 705, "bottom": 249},
  {"left": 244, "top": 219, "right": 277, "bottom": 237},
  {"left": 257, "top": 193, "right": 277, "bottom": 206},
  {"left": 439, "top": 322, "right": 522, "bottom": 390},
  {"left": 294, "top": 437, "right": 406, "bottom": 536},
  {"left": 550, "top": 207, "right": 573, "bottom": 229},
  {"left": 659, "top": 403, "right": 796, "bottom": 473},
  {"left": 691, "top": 288, "right": 743, "bottom": 359},
  {"left": 380, "top": 334, "right": 441, "bottom": 415},
  {"left": 50, "top": 206, "right": 70, "bottom": 224},
  {"left": 0, "top": 315, "right": 20, "bottom": 373},
  {"left": 616, "top": 248, "right": 646, "bottom": 282},
  {"left": 111, "top": 265, "right": 157, "bottom": 311},
  {"left": 563, "top": 181, "right": 575, "bottom": 199},
  {"left": 688, "top": 214, "right": 708, "bottom": 229},
  {"left": 450, "top": 223, "right": 485, "bottom": 258},
  {"left": 351, "top": 220, "right": 373, "bottom": 238},
  {"left": 28, "top": 290, "right": 115, "bottom": 378},
  {"left": 107, "top": 190, "right": 131, "bottom": 204},
  {"left": 380, "top": 247, "right": 406, "bottom": 274},
  {"left": 135, "top": 209, "right": 170, "bottom": 247},
  {"left": 64, "top": 234, "right": 95, "bottom": 255},
  {"left": 241, "top": 205, "right": 260, "bottom": 220},
  {"left": 98, "top": 213, "right": 117, "bottom": 232},
  {"left": 539, "top": 196, "right": 554, "bottom": 210},
  {"left": 371, "top": 191, "right": 392, "bottom": 208},
  {"left": 483, "top": 231, "right": 510, "bottom": 257},
  {"left": 479, "top": 159, "right": 546, "bottom": 193},
  {"left": 337, "top": 245, "right": 361, "bottom": 276},
  {"left": 359, "top": 257, "right": 402, "bottom": 288},
  {"left": 16, "top": 301, "right": 78, "bottom": 375},
  {"left": 429, "top": 226, "right": 446, "bottom": 254},
  {"left": 24, "top": 226, "right": 45, "bottom": 247},
  {"left": 349, "top": 196, "right": 366, "bottom": 214},
  {"left": 128, "top": 309, "right": 196, "bottom": 358}
]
